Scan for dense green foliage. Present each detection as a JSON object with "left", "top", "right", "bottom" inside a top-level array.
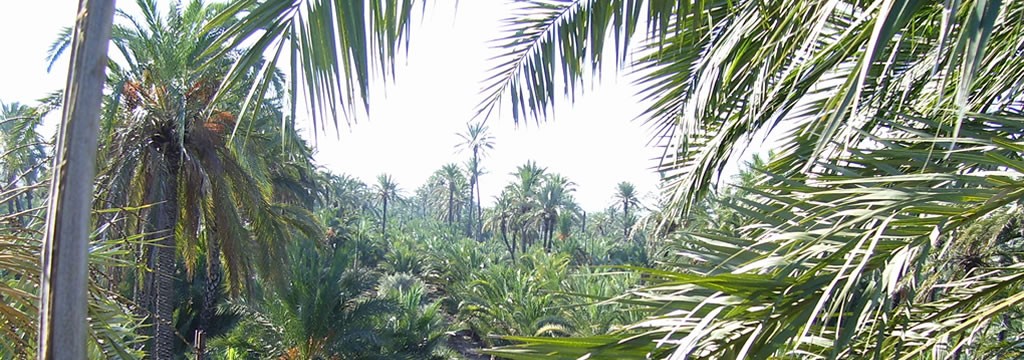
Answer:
[{"left": 9, "top": 0, "right": 1024, "bottom": 359}]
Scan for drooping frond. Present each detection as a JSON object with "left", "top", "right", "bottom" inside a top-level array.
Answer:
[
  {"left": 204, "top": 0, "right": 419, "bottom": 134},
  {"left": 477, "top": 0, "right": 687, "bottom": 123},
  {"left": 491, "top": 108, "right": 1024, "bottom": 358}
]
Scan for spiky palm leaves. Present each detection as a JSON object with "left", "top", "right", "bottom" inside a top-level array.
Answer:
[
  {"left": 458, "top": 251, "right": 574, "bottom": 344},
  {"left": 0, "top": 103, "right": 146, "bottom": 358},
  {"left": 375, "top": 173, "right": 400, "bottom": 243},
  {"left": 534, "top": 174, "right": 578, "bottom": 252},
  {"left": 456, "top": 122, "right": 496, "bottom": 240},
  {"left": 376, "top": 273, "right": 452, "bottom": 359},
  {"left": 219, "top": 238, "right": 390, "bottom": 359},
  {"left": 484, "top": 0, "right": 1024, "bottom": 358},
  {"left": 206, "top": 0, "right": 419, "bottom": 128},
  {"left": 0, "top": 102, "right": 47, "bottom": 221},
  {"left": 502, "top": 113, "right": 1024, "bottom": 359},
  {"left": 613, "top": 181, "right": 640, "bottom": 243},
  {"left": 426, "top": 164, "right": 469, "bottom": 233},
  {"left": 56, "top": 1, "right": 320, "bottom": 357}
]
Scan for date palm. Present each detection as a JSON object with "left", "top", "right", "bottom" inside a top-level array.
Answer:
[
  {"left": 55, "top": 1, "right": 317, "bottom": 357},
  {"left": 36, "top": 1, "right": 115, "bottom": 355},
  {"left": 374, "top": 173, "right": 399, "bottom": 243},
  {"left": 428, "top": 163, "right": 468, "bottom": 233},
  {"left": 218, "top": 238, "right": 390, "bottom": 359},
  {"left": 534, "top": 174, "right": 577, "bottom": 252},
  {"left": 485, "top": 190, "right": 519, "bottom": 263},
  {"left": 456, "top": 122, "right": 495, "bottom": 240},
  {"left": 41, "top": 0, "right": 420, "bottom": 356},
  {"left": 506, "top": 161, "right": 547, "bottom": 251},
  {"left": 613, "top": 181, "right": 640, "bottom": 244}
]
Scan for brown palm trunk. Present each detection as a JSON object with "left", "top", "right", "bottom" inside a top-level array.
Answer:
[
  {"left": 581, "top": 211, "right": 587, "bottom": 234},
  {"left": 149, "top": 152, "right": 179, "bottom": 360},
  {"left": 545, "top": 217, "right": 554, "bottom": 252},
  {"left": 499, "top": 219, "right": 515, "bottom": 264},
  {"left": 476, "top": 181, "right": 483, "bottom": 241},
  {"left": 197, "top": 224, "right": 221, "bottom": 360},
  {"left": 447, "top": 189, "right": 454, "bottom": 229},
  {"left": 520, "top": 227, "right": 528, "bottom": 253},
  {"left": 623, "top": 202, "right": 629, "bottom": 242},
  {"left": 382, "top": 197, "right": 388, "bottom": 242},
  {"left": 467, "top": 176, "right": 475, "bottom": 237}
]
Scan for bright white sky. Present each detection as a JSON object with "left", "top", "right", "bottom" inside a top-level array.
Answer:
[{"left": 0, "top": 0, "right": 667, "bottom": 211}]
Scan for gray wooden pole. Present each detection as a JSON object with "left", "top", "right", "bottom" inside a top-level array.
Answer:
[{"left": 37, "top": 0, "right": 115, "bottom": 358}]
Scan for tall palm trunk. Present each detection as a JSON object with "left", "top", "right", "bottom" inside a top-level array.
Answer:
[
  {"left": 581, "top": 211, "right": 587, "bottom": 234},
  {"left": 149, "top": 149, "right": 180, "bottom": 360},
  {"left": 37, "top": 0, "right": 115, "bottom": 358},
  {"left": 197, "top": 221, "right": 222, "bottom": 360},
  {"left": 622, "top": 201, "right": 629, "bottom": 242},
  {"left": 475, "top": 179, "right": 483, "bottom": 241},
  {"left": 499, "top": 218, "right": 515, "bottom": 264},
  {"left": 544, "top": 217, "right": 555, "bottom": 252},
  {"left": 520, "top": 227, "right": 528, "bottom": 253},
  {"left": 467, "top": 175, "right": 475, "bottom": 237},
  {"left": 381, "top": 197, "right": 388, "bottom": 242},
  {"left": 447, "top": 188, "right": 454, "bottom": 229}
]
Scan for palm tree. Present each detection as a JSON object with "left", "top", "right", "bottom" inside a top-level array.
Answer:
[
  {"left": 427, "top": 164, "right": 467, "bottom": 232},
  {"left": 484, "top": 0, "right": 1024, "bottom": 358},
  {"left": 613, "top": 181, "right": 640, "bottom": 244},
  {"left": 374, "top": 173, "right": 399, "bottom": 243},
  {"left": 59, "top": 2, "right": 318, "bottom": 357},
  {"left": 535, "top": 174, "right": 577, "bottom": 252},
  {"left": 320, "top": 172, "right": 376, "bottom": 247},
  {"left": 456, "top": 122, "right": 495, "bottom": 240},
  {"left": 507, "top": 161, "right": 547, "bottom": 251},
  {"left": 219, "top": 238, "right": 390, "bottom": 359},
  {"left": 41, "top": 1, "right": 420, "bottom": 356},
  {"left": 485, "top": 191, "right": 518, "bottom": 263}
]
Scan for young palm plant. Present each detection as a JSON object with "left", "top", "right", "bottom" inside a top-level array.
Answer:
[{"left": 214, "top": 237, "right": 389, "bottom": 359}]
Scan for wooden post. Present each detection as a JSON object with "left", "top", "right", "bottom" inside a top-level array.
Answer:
[{"left": 37, "top": 0, "right": 115, "bottom": 358}]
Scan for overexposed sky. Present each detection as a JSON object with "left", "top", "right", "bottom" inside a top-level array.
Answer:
[{"left": 0, "top": 0, "right": 664, "bottom": 211}]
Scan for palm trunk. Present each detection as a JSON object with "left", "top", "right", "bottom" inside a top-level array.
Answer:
[
  {"left": 37, "top": 0, "right": 115, "bottom": 358},
  {"left": 622, "top": 202, "right": 629, "bottom": 242},
  {"left": 581, "top": 211, "right": 587, "bottom": 234},
  {"left": 511, "top": 231, "right": 518, "bottom": 256},
  {"left": 150, "top": 152, "right": 180, "bottom": 360},
  {"left": 545, "top": 218, "right": 554, "bottom": 252},
  {"left": 520, "top": 228, "right": 528, "bottom": 253},
  {"left": 197, "top": 226, "right": 221, "bottom": 360},
  {"left": 499, "top": 219, "right": 515, "bottom": 264},
  {"left": 382, "top": 197, "right": 388, "bottom": 242},
  {"left": 476, "top": 180, "right": 483, "bottom": 241},
  {"left": 447, "top": 189, "right": 454, "bottom": 229},
  {"left": 467, "top": 176, "right": 475, "bottom": 237}
]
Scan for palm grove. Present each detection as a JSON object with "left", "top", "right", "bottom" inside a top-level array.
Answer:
[{"left": 4, "top": 0, "right": 1024, "bottom": 359}]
